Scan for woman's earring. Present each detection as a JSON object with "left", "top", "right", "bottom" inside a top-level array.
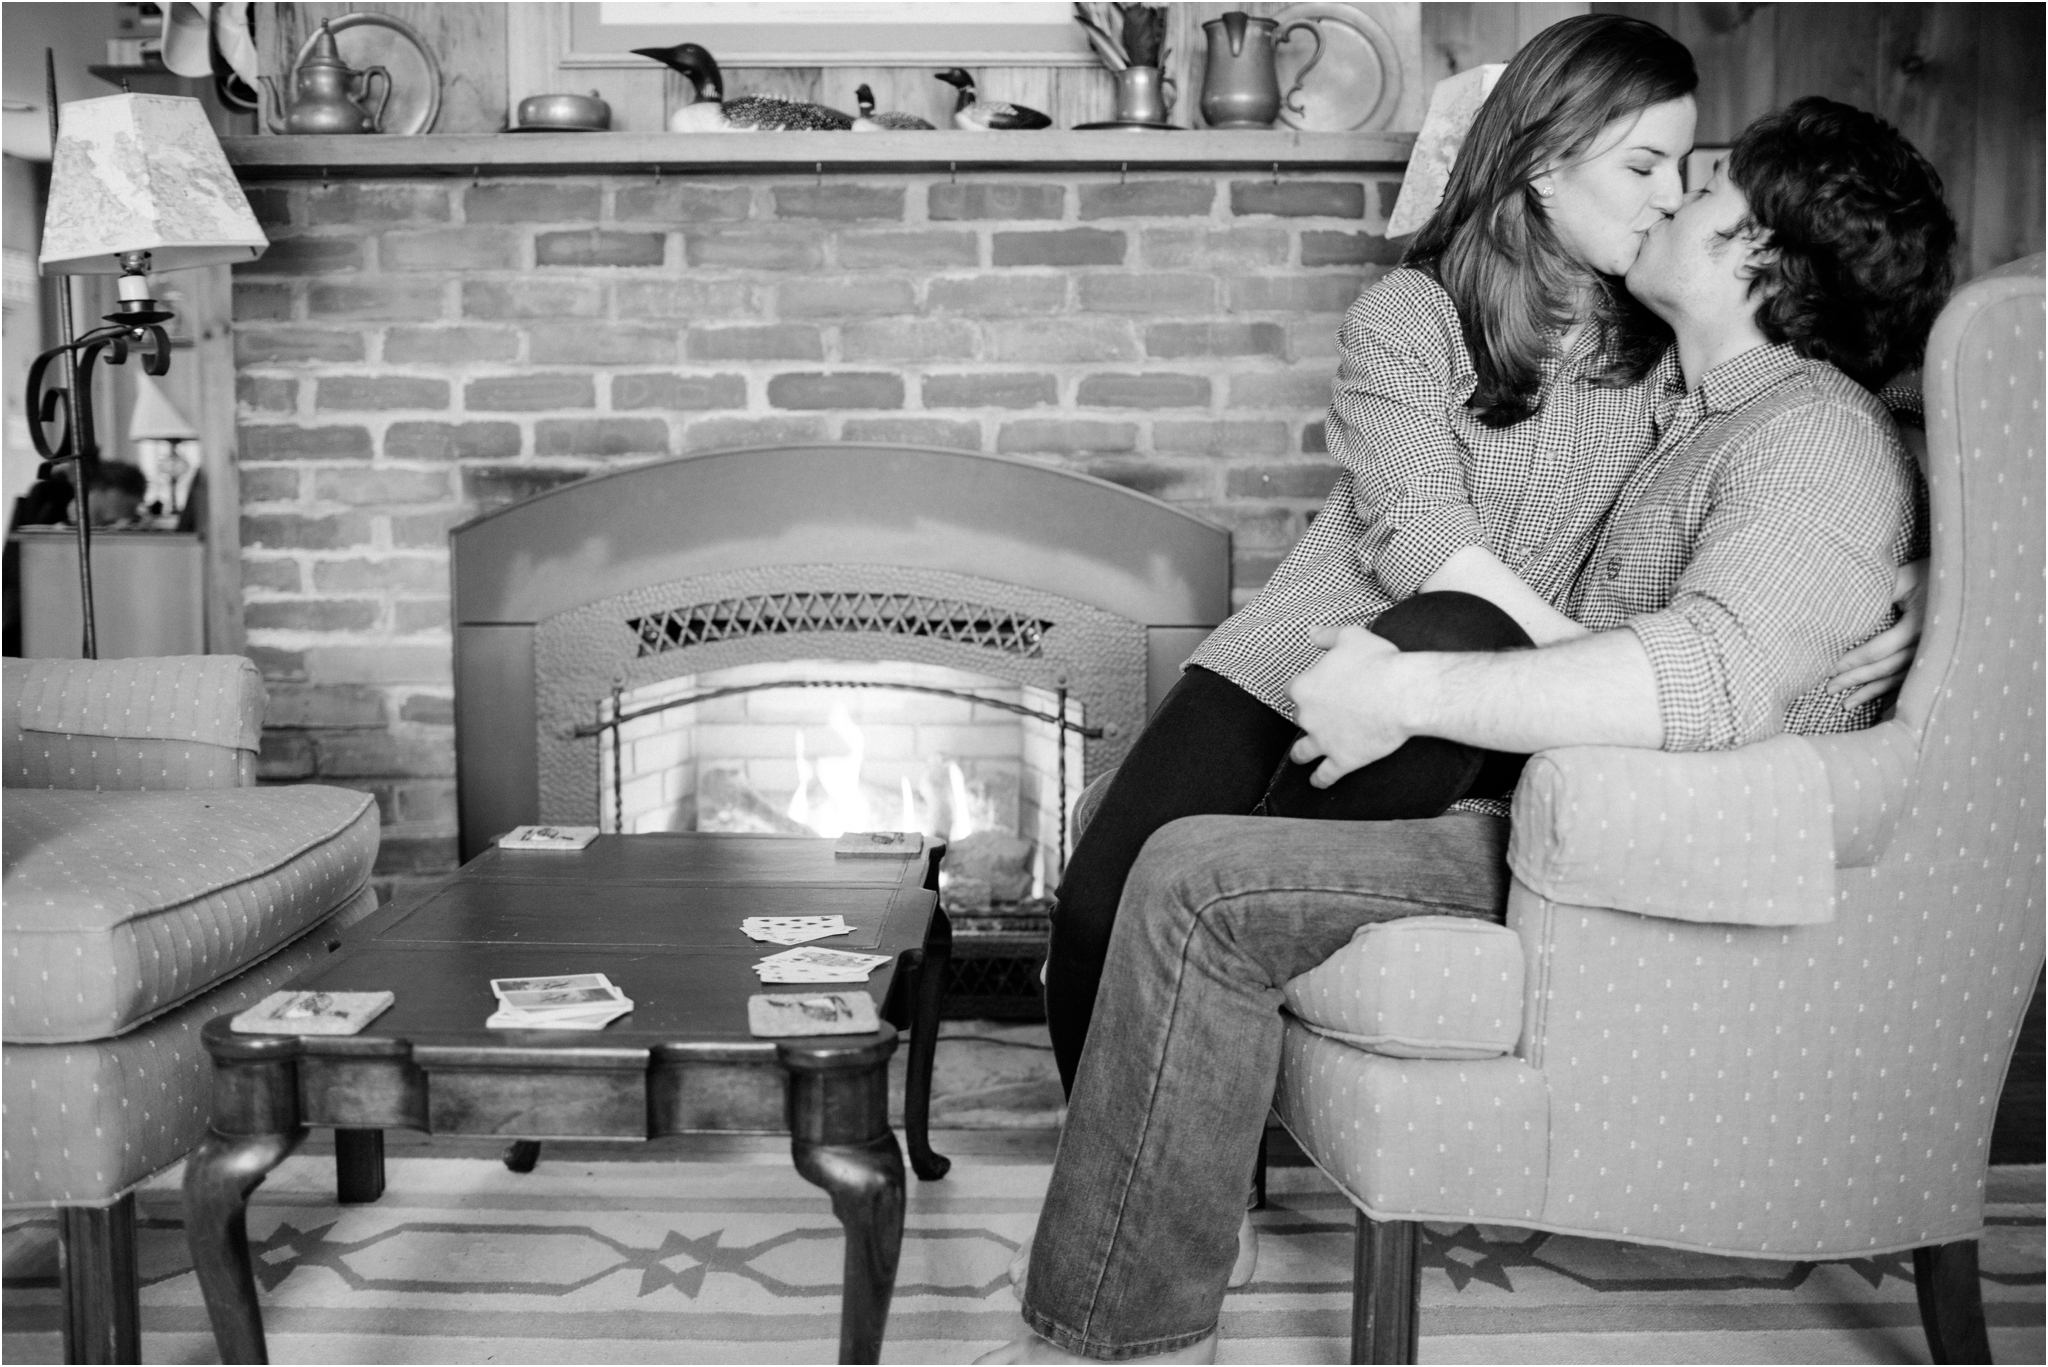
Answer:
[{"left": 1533, "top": 181, "right": 1555, "bottom": 198}]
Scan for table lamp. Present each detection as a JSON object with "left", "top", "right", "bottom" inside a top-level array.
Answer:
[
  {"left": 28, "top": 64, "right": 267, "bottom": 656},
  {"left": 128, "top": 372, "right": 202, "bottom": 520}
]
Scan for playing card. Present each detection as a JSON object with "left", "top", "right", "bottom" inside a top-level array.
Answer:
[
  {"left": 487, "top": 1004, "right": 630, "bottom": 1031},
  {"left": 741, "top": 916, "right": 851, "bottom": 946},
  {"left": 754, "top": 945, "right": 890, "bottom": 982},
  {"left": 491, "top": 973, "right": 614, "bottom": 997},
  {"left": 747, "top": 991, "right": 881, "bottom": 1037},
  {"left": 497, "top": 984, "right": 627, "bottom": 1011}
]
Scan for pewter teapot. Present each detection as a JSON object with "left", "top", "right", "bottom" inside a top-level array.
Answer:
[{"left": 262, "top": 20, "right": 391, "bottom": 134}]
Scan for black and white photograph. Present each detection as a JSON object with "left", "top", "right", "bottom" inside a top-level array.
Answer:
[{"left": 2, "top": 2, "right": 2041, "bottom": 1363}]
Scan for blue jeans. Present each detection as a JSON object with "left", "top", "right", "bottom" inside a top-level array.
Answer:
[{"left": 1021, "top": 811, "right": 1511, "bottom": 1359}]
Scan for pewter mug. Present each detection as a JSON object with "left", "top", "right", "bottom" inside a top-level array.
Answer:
[
  {"left": 1199, "top": 10, "right": 1324, "bottom": 129},
  {"left": 1112, "top": 66, "right": 1171, "bottom": 126}
]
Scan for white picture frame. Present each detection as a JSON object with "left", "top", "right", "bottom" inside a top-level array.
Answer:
[{"left": 563, "top": 1, "right": 1098, "bottom": 69}]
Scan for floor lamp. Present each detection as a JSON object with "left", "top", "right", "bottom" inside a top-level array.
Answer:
[{"left": 27, "top": 55, "right": 266, "bottom": 657}]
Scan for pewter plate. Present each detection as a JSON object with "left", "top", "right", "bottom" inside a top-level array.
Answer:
[{"left": 1273, "top": 1, "right": 1402, "bottom": 133}]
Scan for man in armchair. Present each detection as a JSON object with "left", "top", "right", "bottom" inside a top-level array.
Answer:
[{"left": 984, "top": 96, "right": 1957, "bottom": 1365}]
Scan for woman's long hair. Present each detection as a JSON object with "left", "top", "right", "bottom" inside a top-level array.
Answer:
[{"left": 1407, "top": 15, "right": 1696, "bottom": 427}]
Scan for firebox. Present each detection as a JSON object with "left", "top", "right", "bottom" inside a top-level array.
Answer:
[{"left": 450, "top": 444, "right": 1230, "bottom": 1011}]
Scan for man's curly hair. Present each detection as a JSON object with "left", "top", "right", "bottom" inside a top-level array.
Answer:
[{"left": 1726, "top": 96, "right": 1956, "bottom": 389}]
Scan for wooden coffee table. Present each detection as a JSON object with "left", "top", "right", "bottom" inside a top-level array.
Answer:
[{"left": 183, "top": 832, "right": 953, "bottom": 1364}]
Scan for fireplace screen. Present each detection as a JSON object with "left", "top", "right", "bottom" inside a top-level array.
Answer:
[{"left": 591, "top": 657, "right": 1090, "bottom": 896}]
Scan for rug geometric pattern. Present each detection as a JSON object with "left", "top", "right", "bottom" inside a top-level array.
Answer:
[{"left": 5, "top": 1157, "right": 2042, "bottom": 1364}]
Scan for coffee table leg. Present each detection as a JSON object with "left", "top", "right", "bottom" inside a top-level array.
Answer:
[
  {"left": 334, "top": 1127, "right": 385, "bottom": 1203},
  {"left": 904, "top": 907, "right": 952, "bottom": 1180},
  {"left": 185, "top": 1020, "right": 306, "bottom": 1365},
  {"left": 783, "top": 1032, "right": 906, "bottom": 1365},
  {"left": 184, "top": 1128, "right": 303, "bottom": 1364}
]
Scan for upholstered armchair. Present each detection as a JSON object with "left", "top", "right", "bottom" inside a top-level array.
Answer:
[
  {"left": 2, "top": 655, "right": 380, "bottom": 1362},
  {"left": 1272, "top": 260, "right": 2045, "bottom": 1362}
]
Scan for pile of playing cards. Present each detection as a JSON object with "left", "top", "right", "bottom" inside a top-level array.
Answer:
[
  {"left": 742, "top": 915, "right": 852, "bottom": 946},
  {"left": 486, "top": 973, "right": 632, "bottom": 1030},
  {"left": 754, "top": 945, "right": 891, "bottom": 984}
]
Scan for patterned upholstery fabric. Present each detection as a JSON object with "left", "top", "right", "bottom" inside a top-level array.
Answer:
[
  {"left": 4, "top": 732, "right": 256, "bottom": 791},
  {"left": 4, "top": 655, "right": 264, "bottom": 752},
  {"left": 1282, "top": 917, "right": 1522, "bottom": 1059},
  {"left": 1274, "top": 1031, "right": 1548, "bottom": 1220},
  {"left": 1277, "top": 262, "right": 2045, "bottom": 1261},
  {"left": 3, "top": 785, "right": 379, "bottom": 1043},
  {"left": 1505, "top": 736, "right": 1836, "bottom": 926},
  {"left": 1, "top": 886, "right": 377, "bottom": 1209}
]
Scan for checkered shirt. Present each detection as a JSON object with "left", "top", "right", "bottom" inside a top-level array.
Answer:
[
  {"left": 1572, "top": 343, "right": 1921, "bottom": 751},
  {"left": 1189, "top": 267, "right": 1662, "bottom": 717}
]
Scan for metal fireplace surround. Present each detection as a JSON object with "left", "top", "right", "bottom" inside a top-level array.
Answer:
[{"left": 451, "top": 444, "right": 1231, "bottom": 862}]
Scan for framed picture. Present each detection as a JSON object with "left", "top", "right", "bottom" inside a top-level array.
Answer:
[{"left": 564, "top": 1, "right": 1097, "bottom": 68}]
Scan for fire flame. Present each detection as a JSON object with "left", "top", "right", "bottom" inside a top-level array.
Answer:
[
  {"left": 785, "top": 703, "right": 873, "bottom": 838},
  {"left": 783, "top": 701, "right": 992, "bottom": 844}
]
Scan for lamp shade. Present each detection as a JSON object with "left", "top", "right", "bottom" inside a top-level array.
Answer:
[
  {"left": 129, "top": 372, "right": 201, "bottom": 441},
  {"left": 39, "top": 94, "right": 268, "bottom": 275}
]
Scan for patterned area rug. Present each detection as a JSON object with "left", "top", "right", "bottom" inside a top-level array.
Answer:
[{"left": 4, "top": 1151, "right": 2040, "bottom": 1364}]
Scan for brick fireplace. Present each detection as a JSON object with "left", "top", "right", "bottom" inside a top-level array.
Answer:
[{"left": 228, "top": 149, "right": 1409, "bottom": 901}]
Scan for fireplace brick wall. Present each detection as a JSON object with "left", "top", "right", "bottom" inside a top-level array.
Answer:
[{"left": 231, "top": 166, "right": 1405, "bottom": 899}]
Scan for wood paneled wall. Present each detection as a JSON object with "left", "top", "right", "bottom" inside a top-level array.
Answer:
[
  {"left": 1599, "top": 3, "right": 2043, "bottom": 276},
  {"left": 1412, "top": 3, "right": 2043, "bottom": 276}
]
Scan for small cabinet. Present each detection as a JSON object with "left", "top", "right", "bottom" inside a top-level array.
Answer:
[{"left": 11, "top": 528, "right": 206, "bottom": 658}]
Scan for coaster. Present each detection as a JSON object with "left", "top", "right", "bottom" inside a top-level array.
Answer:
[
  {"left": 748, "top": 991, "right": 881, "bottom": 1037},
  {"left": 499, "top": 825, "right": 599, "bottom": 850},
  {"left": 233, "top": 990, "right": 393, "bottom": 1036},
  {"left": 834, "top": 831, "right": 924, "bottom": 858}
]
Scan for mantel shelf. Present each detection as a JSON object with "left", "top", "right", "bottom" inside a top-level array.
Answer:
[{"left": 222, "top": 128, "right": 1415, "bottom": 179}]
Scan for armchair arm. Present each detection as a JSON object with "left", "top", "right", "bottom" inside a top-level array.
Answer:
[
  {"left": 1505, "top": 735, "right": 1839, "bottom": 927},
  {"left": 3, "top": 656, "right": 265, "bottom": 792}
]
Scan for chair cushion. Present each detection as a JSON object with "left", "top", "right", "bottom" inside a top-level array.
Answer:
[
  {"left": 1, "top": 886, "right": 377, "bottom": 1209},
  {"left": 1282, "top": 915, "right": 1523, "bottom": 1059},
  {"left": 2, "top": 785, "right": 378, "bottom": 1043}
]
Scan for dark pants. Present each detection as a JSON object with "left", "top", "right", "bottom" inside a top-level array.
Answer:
[{"left": 1044, "top": 591, "right": 1533, "bottom": 1093}]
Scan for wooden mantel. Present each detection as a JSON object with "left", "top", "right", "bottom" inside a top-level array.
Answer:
[{"left": 221, "top": 129, "right": 1415, "bottom": 179}]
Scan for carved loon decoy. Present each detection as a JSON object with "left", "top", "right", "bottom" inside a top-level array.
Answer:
[
  {"left": 934, "top": 68, "right": 1051, "bottom": 131},
  {"left": 852, "top": 83, "right": 934, "bottom": 131},
  {"left": 632, "top": 43, "right": 853, "bottom": 132}
]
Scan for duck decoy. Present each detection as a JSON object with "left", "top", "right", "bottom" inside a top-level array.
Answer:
[
  {"left": 852, "top": 83, "right": 934, "bottom": 131},
  {"left": 632, "top": 43, "right": 853, "bottom": 132},
  {"left": 934, "top": 69, "right": 1051, "bottom": 131}
]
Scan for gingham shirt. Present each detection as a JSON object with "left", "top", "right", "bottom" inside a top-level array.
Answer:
[
  {"left": 1190, "top": 267, "right": 1662, "bottom": 715},
  {"left": 1575, "top": 343, "right": 1920, "bottom": 751}
]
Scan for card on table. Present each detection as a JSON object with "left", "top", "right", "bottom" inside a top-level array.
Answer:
[
  {"left": 498, "top": 825, "right": 600, "bottom": 851},
  {"left": 486, "top": 972, "right": 633, "bottom": 1030},
  {"left": 741, "top": 915, "right": 852, "bottom": 946},
  {"left": 747, "top": 991, "right": 881, "bottom": 1037},
  {"left": 497, "top": 984, "right": 627, "bottom": 1011},
  {"left": 833, "top": 831, "right": 923, "bottom": 859},
  {"left": 485, "top": 1008, "right": 630, "bottom": 1030},
  {"left": 754, "top": 945, "right": 891, "bottom": 983},
  {"left": 233, "top": 990, "right": 394, "bottom": 1036},
  {"left": 490, "top": 973, "right": 615, "bottom": 996}
]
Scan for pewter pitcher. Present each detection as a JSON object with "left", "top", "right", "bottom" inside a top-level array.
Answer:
[{"left": 1199, "top": 10, "right": 1324, "bottom": 129}]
